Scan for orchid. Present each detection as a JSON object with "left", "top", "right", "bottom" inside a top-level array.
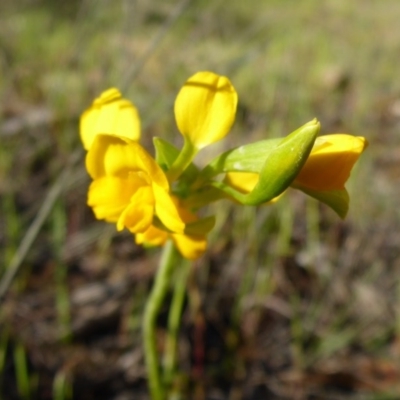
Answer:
[
  {"left": 80, "top": 71, "right": 238, "bottom": 259},
  {"left": 80, "top": 73, "right": 367, "bottom": 256},
  {"left": 79, "top": 71, "right": 367, "bottom": 400}
]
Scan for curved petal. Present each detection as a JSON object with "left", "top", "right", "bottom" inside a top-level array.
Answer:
[
  {"left": 152, "top": 183, "right": 185, "bottom": 234},
  {"left": 86, "top": 135, "right": 169, "bottom": 189},
  {"left": 224, "top": 171, "right": 259, "bottom": 194},
  {"left": 135, "top": 225, "right": 207, "bottom": 259},
  {"left": 171, "top": 232, "right": 207, "bottom": 260},
  {"left": 174, "top": 71, "right": 238, "bottom": 149},
  {"left": 117, "top": 185, "right": 154, "bottom": 232},
  {"left": 80, "top": 88, "right": 141, "bottom": 150},
  {"left": 87, "top": 176, "right": 137, "bottom": 222},
  {"left": 294, "top": 135, "right": 367, "bottom": 191},
  {"left": 80, "top": 108, "right": 101, "bottom": 150},
  {"left": 86, "top": 135, "right": 137, "bottom": 178},
  {"left": 135, "top": 225, "right": 169, "bottom": 247}
]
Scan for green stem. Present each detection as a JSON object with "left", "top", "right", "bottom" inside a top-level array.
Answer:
[
  {"left": 166, "top": 138, "right": 198, "bottom": 183},
  {"left": 163, "top": 258, "right": 191, "bottom": 385},
  {"left": 143, "top": 240, "right": 178, "bottom": 400}
]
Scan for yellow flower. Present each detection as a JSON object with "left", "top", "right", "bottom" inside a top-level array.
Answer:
[
  {"left": 174, "top": 71, "right": 238, "bottom": 149},
  {"left": 86, "top": 134, "right": 185, "bottom": 234},
  {"left": 136, "top": 198, "right": 208, "bottom": 260},
  {"left": 224, "top": 134, "right": 367, "bottom": 216},
  {"left": 80, "top": 88, "right": 140, "bottom": 150}
]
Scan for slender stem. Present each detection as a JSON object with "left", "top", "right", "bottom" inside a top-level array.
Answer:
[
  {"left": 166, "top": 138, "right": 198, "bottom": 183},
  {"left": 163, "top": 258, "right": 191, "bottom": 385},
  {"left": 143, "top": 240, "right": 178, "bottom": 400}
]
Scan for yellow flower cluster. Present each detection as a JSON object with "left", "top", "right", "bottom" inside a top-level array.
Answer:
[
  {"left": 80, "top": 72, "right": 237, "bottom": 259},
  {"left": 80, "top": 71, "right": 366, "bottom": 259}
]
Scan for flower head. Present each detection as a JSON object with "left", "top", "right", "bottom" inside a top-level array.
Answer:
[
  {"left": 80, "top": 88, "right": 140, "bottom": 150},
  {"left": 86, "top": 134, "right": 185, "bottom": 234},
  {"left": 80, "top": 74, "right": 366, "bottom": 259}
]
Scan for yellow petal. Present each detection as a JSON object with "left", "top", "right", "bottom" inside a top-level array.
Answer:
[
  {"left": 87, "top": 176, "right": 138, "bottom": 222},
  {"left": 80, "top": 88, "right": 141, "bottom": 150},
  {"left": 117, "top": 185, "right": 154, "bottom": 232},
  {"left": 136, "top": 225, "right": 169, "bottom": 247},
  {"left": 152, "top": 183, "right": 185, "bottom": 234},
  {"left": 223, "top": 171, "right": 283, "bottom": 204},
  {"left": 171, "top": 232, "right": 207, "bottom": 260},
  {"left": 135, "top": 198, "right": 209, "bottom": 259},
  {"left": 294, "top": 134, "right": 367, "bottom": 191},
  {"left": 174, "top": 71, "right": 238, "bottom": 149},
  {"left": 86, "top": 135, "right": 169, "bottom": 189},
  {"left": 224, "top": 171, "right": 259, "bottom": 194},
  {"left": 135, "top": 225, "right": 207, "bottom": 259}
]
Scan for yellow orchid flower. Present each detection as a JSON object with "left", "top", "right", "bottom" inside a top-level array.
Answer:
[
  {"left": 174, "top": 71, "right": 238, "bottom": 150},
  {"left": 80, "top": 88, "right": 140, "bottom": 150},
  {"left": 86, "top": 134, "right": 185, "bottom": 235},
  {"left": 224, "top": 134, "right": 367, "bottom": 217}
]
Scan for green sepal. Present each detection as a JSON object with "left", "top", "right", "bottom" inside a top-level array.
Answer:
[
  {"left": 200, "top": 120, "right": 319, "bottom": 180},
  {"left": 210, "top": 120, "right": 320, "bottom": 205},
  {"left": 153, "top": 137, "right": 177, "bottom": 169},
  {"left": 292, "top": 184, "right": 349, "bottom": 218},
  {"left": 153, "top": 137, "right": 199, "bottom": 183},
  {"left": 199, "top": 138, "right": 281, "bottom": 181}
]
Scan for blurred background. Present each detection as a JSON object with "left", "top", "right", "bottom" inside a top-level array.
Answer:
[{"left": 1, "top": 0, "right": 400, "bottom": 399}]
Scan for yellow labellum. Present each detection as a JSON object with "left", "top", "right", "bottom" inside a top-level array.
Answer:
[{"left": 86, "top": 134, "right": 185, "bottom": 234}]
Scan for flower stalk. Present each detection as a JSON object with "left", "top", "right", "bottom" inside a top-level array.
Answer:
[
  {"left": 163, "top": 257, "right": 191, "bottom": 385},
  {"left": 143, "top": 240, "right": 178, "bottom": 400}
]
